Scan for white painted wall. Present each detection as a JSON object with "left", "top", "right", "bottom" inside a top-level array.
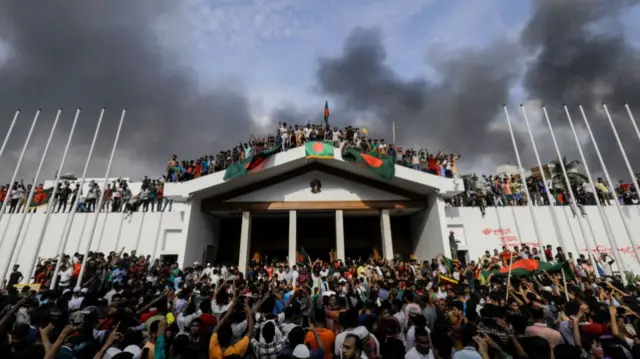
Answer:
[
  {"left": 445, "top": 206, "right": 640, "bottom": 273},
  {"left": 0, "top": 210, "right": 185, "bottom": 277},
  {"left": 411, "top": 193, "right": 449, "bottom": 260},
  {"left": 227, "top": 171, "right": 408, "bottom": 202}
]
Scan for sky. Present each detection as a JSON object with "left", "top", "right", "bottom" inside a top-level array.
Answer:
[{"left": 0, "top": 0, "right": 639, "bottom": 184}]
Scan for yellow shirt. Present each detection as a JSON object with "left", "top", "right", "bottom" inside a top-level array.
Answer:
[{"left": 209, "top": 334, "right": 249, "bottom": 359}]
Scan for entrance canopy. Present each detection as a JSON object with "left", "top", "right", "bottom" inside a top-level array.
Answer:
[{"left": 164, "top": 146, "right": 464, "bottom": 207}]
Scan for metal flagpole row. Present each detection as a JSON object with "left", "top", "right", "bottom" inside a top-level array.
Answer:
[
  {"left": 519, "top": 105, "right": 566, "bottom": 249},
  {"left": 0, "top": 110, "right": 40, "bottom": 250},
  {"left": 77, "top": 109, "right": 126, "bottom": 285},
  {"left": 541, "top": 106, "right": 598, "bottom": 276},
  {"left": 0, "top": 111, "right": 20, "bottom": 161},
  {"left": 579, "top": 106, "right": 638, "bottom": 264},
  {"left": 502, "top": 106, "right": 544, "bottom": 249},
  {"left": 1, "top": 109, "right": 62, "bottom": 282},
  {"left": 50, "top": 109, "right": 105, "bottom": 290},
  {"left": 602, "top": 104, "right": 640, "bottom": 262},
  {"left": 563, "top": 106, "right": 626, "bottom": 277},
  {"left": 26, "top": 109, "right": 81, "bottom": 282}
]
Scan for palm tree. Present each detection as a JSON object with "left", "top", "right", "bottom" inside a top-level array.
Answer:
[{"left": 550, "top": 156, "right": 589, "bottom": 190}]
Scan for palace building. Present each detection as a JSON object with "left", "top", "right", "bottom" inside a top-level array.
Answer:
[{"left": 1, "top": 144, "right": 640, "bottom": 275}]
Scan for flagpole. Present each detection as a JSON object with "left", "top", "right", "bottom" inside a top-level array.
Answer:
[
  {"left": 50, "top": 108, "right": 105, "bottom": 289},
  {"left": 563, "top": 106, "right": 625, "bottom": 275},
  {"left": 505, "top": 248, "right": 514, "bottom": 302},
  {"left": 151, "top": 208, "right": 165, "bottom": 260},
  {"left": 0, "top": 110, "right": 21, "bottom": 160},
  {"left": 11, "top": 212, "right": 35, "bottom": 270},
  {"left": 502, "top": 106, "right": 544, "bottom": 248},
  {"left": 601, "top": 104, "right": 640, "bottom": 261},
  {"left": 114, "top": 203, "right": 127, "bottom": 252},
  {"left": 95, "top": 204, "right": 109, "bottom": 252},
  {"left": 77, "top": 109, "right": 126, "bottom": 286},
  {"left": 519, "top": 105, "right": 566, "bottom": 249},
  {"left": 0, "top": 110, "right": 40, "bottom": 251},
  {"left": 624, "top": 104, "right": 640, "bottom": 144},
  {"left": 392, "top": 121, "right": 396, "bottom": 144},
  {"left": 541, "top": 106, "right": 598, "bottom": 276},
  {"left": 27, "top": 109, "right": 81, "bottom": 282},
  {"left": 133, "top": 210, "right": 146, "bottom": 253},
  {"left": 1, "top": 109, "right": 62, "bottom": 283},
  {"left": 603, "top": 104, "right": 640, "bottom": 200}
]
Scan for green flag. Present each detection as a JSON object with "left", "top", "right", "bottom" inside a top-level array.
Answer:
[
  {"left": 223, "top": 146, "right": 281, "bottom": 181},
  {"left": 29, "top": 187, "right": 54, "bottom": 207},
  {"left": 305, "top": 141, "right": 334, "bottom": 159},
  {"left": 441, "top": 256, "right": 460, "bottom": 274},
  {"left": 481, "top": 259, "right": 575, "bottom": 280},
  {"left": 297, "top": 247, "right": 310, "bottom": 264},
  {"left": 342, "top": 148, "right": 395, "bottom": 181},
  {"left": 323, "top": 101, "right": 330, "bottom": 124}
]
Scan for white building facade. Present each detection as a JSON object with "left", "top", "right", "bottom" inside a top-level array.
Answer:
[{"left": 1, "top": 146, "right": 640, "bottom": 281}]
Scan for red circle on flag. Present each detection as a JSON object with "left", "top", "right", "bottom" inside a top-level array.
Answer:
[{"left": 312, "top": 142, "right": 324, "bottom": 153}]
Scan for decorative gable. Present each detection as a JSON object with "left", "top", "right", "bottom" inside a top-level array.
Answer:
[{"left": 224, "top": 170, "right": 410, "bottom": 203}]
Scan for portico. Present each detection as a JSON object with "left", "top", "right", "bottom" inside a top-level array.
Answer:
[{"left": 163, "top": 146, "right": 464, "bottom": 270}]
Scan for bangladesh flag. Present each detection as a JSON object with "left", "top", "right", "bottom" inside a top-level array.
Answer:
[
  {"left": 342, "top": 148, "right": 395, "bottom": 181},
  {"left": 223, "top": 146, "right": 281, "bottom": 181},
  {"left": 323, "top": 100, "right": 330, "bottom": 124},
  {"left": 305, "top": 141, "right": 334, "bottom": 159},
  {"left": 30, "top": 187, "right": 54, "bottom": 207},
  {"left": 482, "top": 259, "right": 574, "bottom": 280},
  {"left": 441, "top": 256, "right": 460, "bottom": 274},
  {"left": 297, "top": 247, "right": 310, "bottom": 264}
]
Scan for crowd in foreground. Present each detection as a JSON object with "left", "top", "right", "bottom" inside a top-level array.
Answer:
[
  {"left": 1, "top": 242, "right": 640, "bottom": 359},
  {"left": 165, "top": 123, "right": 461, "bottom": 182},
  {"left": 448, "top": 173, "right": 640, "bottom": 213}
]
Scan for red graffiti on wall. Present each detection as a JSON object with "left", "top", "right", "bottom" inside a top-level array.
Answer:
[
  {"left": 579, "top": 245, "right": 640, "bottom": 258},
  {"left": 483, "top": 227, "right": 524, "bottom": 248}
]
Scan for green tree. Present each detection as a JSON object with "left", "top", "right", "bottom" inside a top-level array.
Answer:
[{"left": 550, "top": 156, "right": 589, "bottom": 190}]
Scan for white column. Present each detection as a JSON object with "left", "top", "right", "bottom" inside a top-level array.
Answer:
[
  {"left": 335, "top": 210, "right": 345, "bottom": 261},
  {"left": 238, "top": 211, "right": 252, "bottom": 273},
  {"left": 380, "top": 209, "right": 394, "bottom": 260},
  {"left": 288, "top": 210, "right": 297, "bottom": 267}
]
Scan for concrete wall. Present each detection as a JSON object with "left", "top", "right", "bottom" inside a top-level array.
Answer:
[
  {"left": 445, "top": 206, "right": 640, "bottom": 272},
  {"left": 0, "top": 210, "right": 185, "bottom": 277}
]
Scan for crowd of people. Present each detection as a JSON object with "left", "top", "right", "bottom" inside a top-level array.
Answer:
[
  {"left": 2, "top": 242, "right": 640, "bottom": 359},
  {"left": 0, "top": 177, "right": 172, "bottom": 216},
  {"left": 164, "top": 123, "right": 461, "bottom": 183},
  {"left": 448, "top": 174, "right": 639, "bottom": 214}
]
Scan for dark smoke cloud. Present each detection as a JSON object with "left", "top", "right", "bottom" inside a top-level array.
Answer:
[
  {"left": 0, "top": 1, "right": 260, "bottom": 181},
  {"left": 315, "top": 28, "right": 523, "bottom": 171},
  {"left": 313, "top": 1, "right": 640, "bottom": 180},
  {"left": 521, "top": 0, "right": 640, "bottom": 180},
  {"left": 0, "top": 1, "right": 638, "bottom": 184}
]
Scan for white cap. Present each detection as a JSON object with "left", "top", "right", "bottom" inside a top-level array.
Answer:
[
  {"left": 80, "top": 288, "right": 89, "bottom": 294},
  {"left": 292, "top": 344, "right": 311, "bottom": 359},
  {"left": 73, "top": 287, "right": 81, "bottom": 293},
  {"left": 124, "top": 345, "right": 142, "bottom": 359}
]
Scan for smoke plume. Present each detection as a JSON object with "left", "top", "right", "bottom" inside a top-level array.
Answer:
[{"left": 0, "top": 1, "right": 259, "bottom": 181}]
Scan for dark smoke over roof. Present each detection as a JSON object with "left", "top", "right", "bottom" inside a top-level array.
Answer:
[
  {"left": 0, "top": 0, "right": 638, "bottom": 182},
  {"left": 0, "top": 1, "right": 260, "bottom": 181}
]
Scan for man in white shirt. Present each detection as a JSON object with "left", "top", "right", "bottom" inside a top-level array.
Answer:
[
  {"left": 104, "top": 282, "right": 122, "bottom": 306},
  {"left": 406, "top": 327, "right": 435, "bottom": 359}
]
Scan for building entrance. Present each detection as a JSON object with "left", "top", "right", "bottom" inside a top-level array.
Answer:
[{"left": 298, "top": 212, "right": 335, "bottom": 262}]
